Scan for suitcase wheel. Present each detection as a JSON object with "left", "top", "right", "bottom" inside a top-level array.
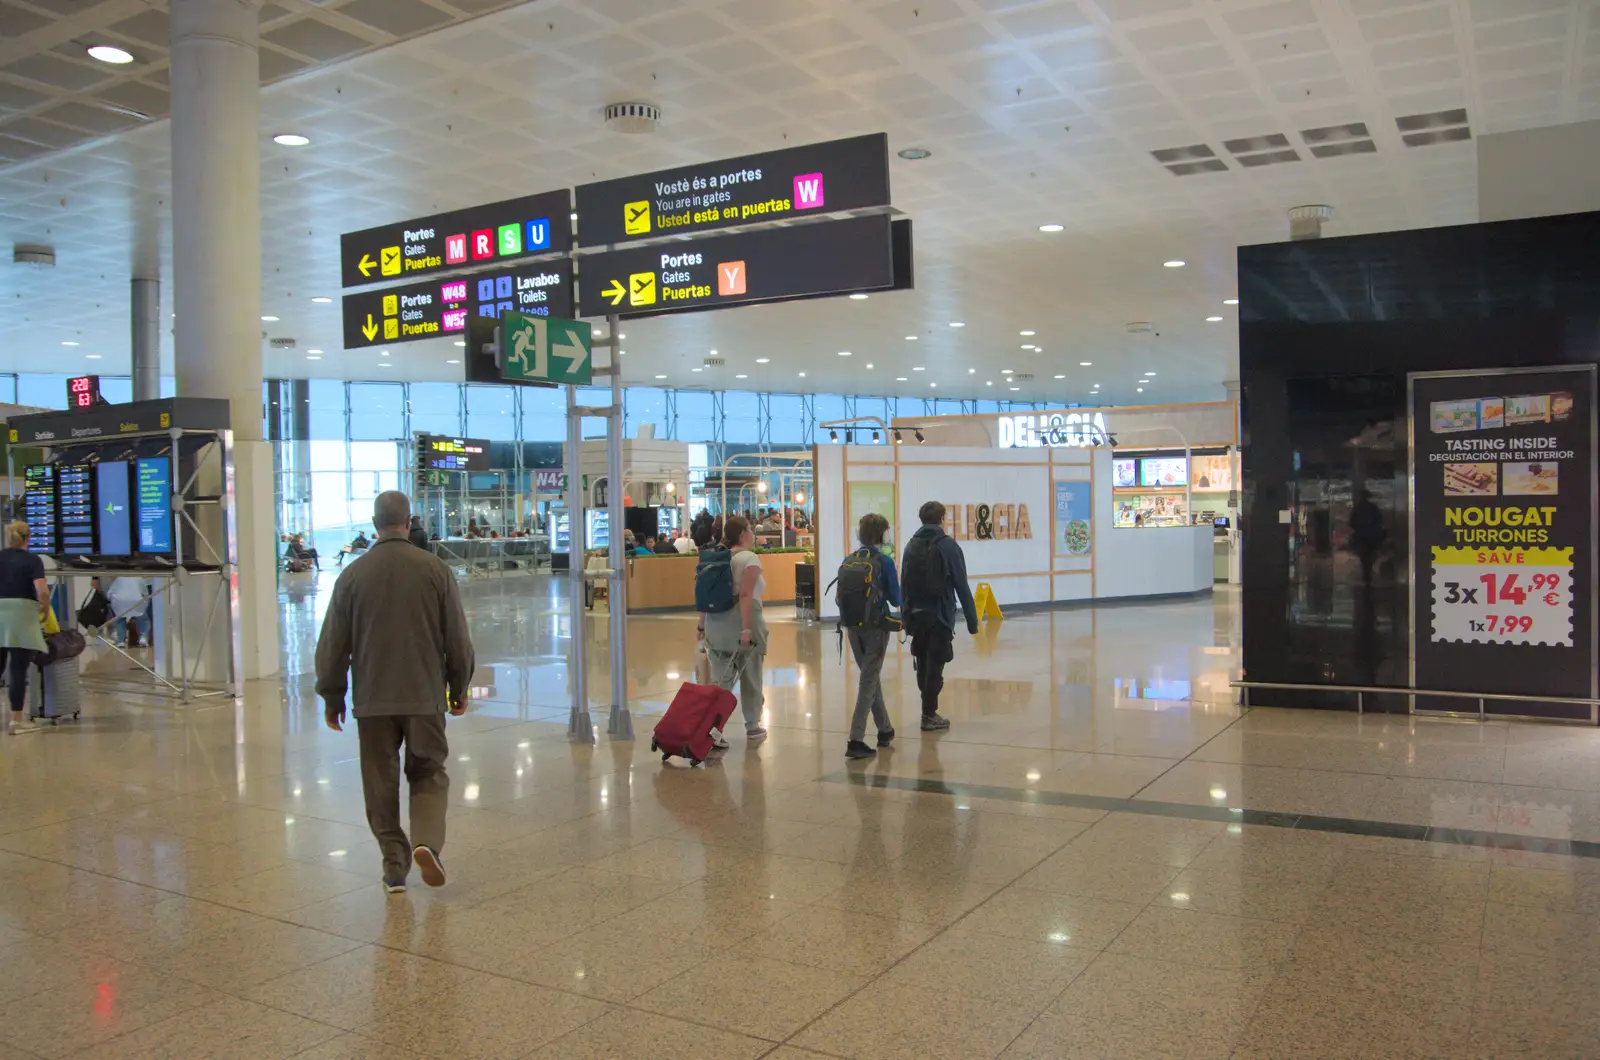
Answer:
[{"left": 649, "top": 737, "right": 659, "bottom": 752}]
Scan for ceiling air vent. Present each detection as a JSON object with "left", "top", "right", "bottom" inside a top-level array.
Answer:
[
  {"left": 1151, "top": 144, "right": 1226, "bottom": 176},
  {"left": 1301, "top": 122, "right": 1376, "bottom": 159},
  {"left": 605, "top": 102, "right": 661, "bottom": 134},
  {"left": 1396, "top": 108, "right": 1470, "bottom": 147},
  {"left": 1013, "top": 373, "right": 1035, "bottom": 382},
  {"left": 1224, "top": 133, "right": 1300, "bottom": 168},
  {"left": 1125, "top": 322, "right": 1153, "bottom": 334},
  {"left": 268, "top": 337, "right": 297, "bottom": 349},
  {"left": 12, "top": 244, "right": 54, "bottom": 267},
  {"left": 703, "top": 356, "right": 725, "bottom": 368}
]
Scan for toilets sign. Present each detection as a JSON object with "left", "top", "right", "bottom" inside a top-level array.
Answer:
[{"left": 997, "top": 412, "right": 1110, "bottom": 449}]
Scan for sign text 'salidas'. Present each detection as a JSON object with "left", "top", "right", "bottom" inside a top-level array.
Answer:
[{"left": 998, "top": 412, "right": 1109, "bottom": 449}]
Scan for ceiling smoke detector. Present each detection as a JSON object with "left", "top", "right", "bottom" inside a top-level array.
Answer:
[
  {"left": 12, "top": 244, "right": 54, "bottom": 268},
  {"left": 604, "top": 102, "right": 661, "bottom": 134}
]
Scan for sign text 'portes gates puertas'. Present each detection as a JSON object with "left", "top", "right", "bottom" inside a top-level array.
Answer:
[
  {"left": 339, "top": 189, "right": 572, "bottom": 288},
  {"left": 1410, "top": 366, "right": 1597, "bottom": 720},
  {"left": 342, "top": 259, "right": 572, "bottom": 351},
  {"left": 576, "top": 215, "right": 895, "bottom": 319},
  {"left": 574, "top": 133, "right": 890, "bottom": 248}
]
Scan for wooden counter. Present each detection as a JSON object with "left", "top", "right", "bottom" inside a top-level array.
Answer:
[{"left": 626, "top": 551, "right": 809, "bottom": 612}]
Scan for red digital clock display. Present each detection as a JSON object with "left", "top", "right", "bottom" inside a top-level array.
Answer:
[{"left": 68, "top": 375, "right": 100, "bottom": 409}]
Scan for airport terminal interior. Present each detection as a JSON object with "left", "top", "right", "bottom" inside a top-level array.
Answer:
[{"left": 6, "top": 0, "right": 1600, "bottom": 1057}]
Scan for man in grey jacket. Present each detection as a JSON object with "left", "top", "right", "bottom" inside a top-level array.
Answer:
[
  {"left": 899, "top": 501, "right": 979, "bottom": 731},
  {"left": 315, "top": 491, "right": 476, "bottom": 893}
]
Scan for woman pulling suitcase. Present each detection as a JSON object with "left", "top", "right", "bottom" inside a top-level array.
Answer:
[{"left": 700, "top": 516, "right": 768, "bottom": 744}]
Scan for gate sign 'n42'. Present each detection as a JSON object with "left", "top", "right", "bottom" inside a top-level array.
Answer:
[
  {"left": 340, "top": 189, "right": 572, "bottom": 287},
  {"left": 574, "top": 134, "right": 890, "bottom": 248},
  {"left": 342, "top": 260, "right": 572, "bottom": 351},
  {"left": 500, "top": 311, "right": 592, "bottom": 387}
]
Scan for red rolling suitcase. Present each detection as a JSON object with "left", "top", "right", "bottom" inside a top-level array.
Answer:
[{"left": 652, "top": 681, "right": 735, "bottom": 765}]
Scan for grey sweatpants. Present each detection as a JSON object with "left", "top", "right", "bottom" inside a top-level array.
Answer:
[
  {"left": 357, "top": 713, "right": 449, "bottom": 881},
  {"left": 846, "top": 627, "right": 893, "bottom": 743}
]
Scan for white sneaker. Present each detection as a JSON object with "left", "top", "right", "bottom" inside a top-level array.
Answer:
[
  {"left": 8, "top": 722, "right": 39, "bottom": 736},
  {"left": 746, "top": 727, "right": 768, "bottom": 742}
]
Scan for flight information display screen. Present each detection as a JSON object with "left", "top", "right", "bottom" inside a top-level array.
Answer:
[
  {"left": 96, "top": 461, "right": 132, "bottom": 556},
  {"left": 22, "top": 465, "right": 56, "bottom": 554},
  {"left": 136, "top": 457, "right": 173, "bottom": 553},
  {"left": 57, "top": 464, "right": 95, "bottom": 555},
  {"left": 422, "top": 436, "right": 490, "bottom": 472}
]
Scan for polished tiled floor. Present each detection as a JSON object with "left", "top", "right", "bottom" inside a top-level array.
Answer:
[{"left": 4, "top": 574, "right": 1600, "bottom": 1057}]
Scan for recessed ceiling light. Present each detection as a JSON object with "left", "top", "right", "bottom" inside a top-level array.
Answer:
[
  {"left": 306, "top": 355, "right": 322, "bottom": 361},
  {"left": 87, "top": 45, "right": 135, "bottom": 64},
  {"left": 898, "top": 146, "right": 932, "bottom": 160},
  {"left": 865, "top": 363, "right": 874, "bottom": 369},
  {"left": 571, "top": 212, "right": 578, "bottom": 222},
  {"left": 949, "top": 321, "right": 965, "bottom": 328},
  {"left": 1223, "top": 298, "right": 1239, "bottom": 305},
  {"left": 896, "top": 376, "right": 908, "bottom": 382},
  {"left": 1021, "top": 344, "right": 1035, "bottom": 350},
  {"left": 1137, "top": 387, "right": 1144, "bottom": 392},
  {"left": 306, "top": 348, "right": 323, "bottom": 354},
  {"left": 310, "top": 296, "right": 332, "bottom": 304},
  {"left": 454, "top": 341, "right": 465, "bottom": 347},
  {"left": 912, "top": 366, "right": 925, "bottom": 371},
  {"left": 798, "top": 371, "right": 806, "bottom": 377},
  {"left": 691, "top": 367, "right": 703, "bottom": 373},
  {"left": 1038, "top": 224, "right": 1064, "bottom": 233},
  {"left": 1206, "top": 316, "right": 1224, "bottom": 322},
  {"left": 929, "top": 382, "right": 937, "bottom": 388},
  {"left": 1019, "top": 330, "right": 1035, "bottom": 336},
  {"left": 655, "top": 374, "right": 667, "bottom": 379},
  {"left": 446, "top": 359, "right": 460, "bottom": 364},
  {"left": 755, "top": 357, "right": 770, "bottom": 363},
  {"left": 1144, "top": 371, "right": 1156, "bottom": 376},
  {"left": 61, "top": 341, "right": 79, "bottom": 347},
  {"left": 709, "top": 349, "right": 717, "bottom": 355},
  {"left": 1163, "top": 260, "right": 1185, "bottom": 268},
  {"left": 272, "top": 133, "right": 310, "bottom": 147},
  {"left": 1001, "top": 369, "right": 1014, "bottom": 375},
  {"left": 985, "top": 380, "right": 993, "bottom": 386},
  {"left": 1010, "top": 386, "right": 1021, "bottom": 391},
  {"left": 377, "top": 362, "right": 392, "bottom": 368},
  {"left": 849, "top": 293, "right": 869, "bottom": 300},
  {"left": 735, "top": 373, "right": 748, "bottom": 379},
  {"left": 968, "top": 368, "right": 976, "bottom": 374},
  {"left": 261, "top": 315, "right": 279, "bottom": 322},
  {"left": 905, "top": 335, "right": 918, "bottom": 341},
  {"left": 837, "top": 350, "right": 851, "bottom": 357},
  {"left": 85, "top": 354, "right": 102, "bottom": 360},
  {"left": 1054, "top": 374, "right": 1066, "bottom": 379},
  {"left": 1079, "top": 361, "right": 1092, "bottom": 366}
]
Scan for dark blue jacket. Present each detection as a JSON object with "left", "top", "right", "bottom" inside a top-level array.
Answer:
[{"left": 900, "top": 525, "right": 978, "bottom": 634}]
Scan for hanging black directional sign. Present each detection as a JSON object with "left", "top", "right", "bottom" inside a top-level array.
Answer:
[
  {"left": 574, "top": 133, "right": 890, "bottom": 248},
  {"left": 339, "top": 189, "right": 572, "bottom": 288},
  {"left": 342, "top": 259, "right": 573, "bottom": 351},
  {"left": 576, "top": 215, "right": 898, "bottom": 319}
]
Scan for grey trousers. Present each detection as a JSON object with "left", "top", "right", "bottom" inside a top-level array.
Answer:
[
  {"left": 708, "top": 647, "right": 766, "bottom": 730},
  {"left": 846, "top": 627, "right": 893, "bottom": 743},
  {"left": 357, "top": 713, "right": 449, "bottom": 880}
]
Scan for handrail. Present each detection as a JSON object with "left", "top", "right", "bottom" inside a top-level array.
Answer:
[{"left": 1232, "top": 679, "right": 1600, "bottom": 721}]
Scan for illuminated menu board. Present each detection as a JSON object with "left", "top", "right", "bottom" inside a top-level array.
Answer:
[
  {"left": 22, "top": 465, "right": 56, "bottom": 554},
  {"left": 136, "top": 457, "right": 173, "bottom": 553},
  {"left": 57, "top": 464, "right": 95, "bottom": 555}
]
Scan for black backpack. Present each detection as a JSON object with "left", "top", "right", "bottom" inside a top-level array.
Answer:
[
  {"left": 76, "top": 589, "right": 110, "bottom": 629},
  {"left": 830, "top": 548, "right": 896, "bottom": 630},
  {"left": 900, "top": 534, "right": 949, "bottom": 616}
]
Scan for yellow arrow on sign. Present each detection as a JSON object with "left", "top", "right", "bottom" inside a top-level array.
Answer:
[
  {"left": 358, "top": 253, "right": 377, "bottom": 278},
  {"left": 362, "top": 314, "right": 378, "bottom": 341},
  {"left": 603, "top": 279, "right": 625, "bottom": 306}
]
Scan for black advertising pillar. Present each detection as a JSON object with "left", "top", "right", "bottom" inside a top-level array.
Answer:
[{"left": 1410, "top": 366, "right": 1597, "bottom": 720}]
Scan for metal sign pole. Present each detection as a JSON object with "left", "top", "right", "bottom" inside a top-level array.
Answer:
[
  {"left": 602, "top": 314, "right": 632, "bottom": 738},
  {"left": 565, "top": 381, "right": 592, "bottom": 741}
]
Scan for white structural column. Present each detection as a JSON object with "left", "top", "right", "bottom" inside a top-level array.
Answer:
[
  {"left": 169, "top": 0, "right": 279, "bottom": 681},
  {"left": 130, "top": 278, "right": 160, "bottom": 402}
]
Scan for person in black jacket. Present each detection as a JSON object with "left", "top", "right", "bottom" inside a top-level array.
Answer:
[
  {"left": 408, "top": 516, "right": 430, "bottom": 550},
  {"left": 899, "top": 501, "right": 978, "bottom": 731}
]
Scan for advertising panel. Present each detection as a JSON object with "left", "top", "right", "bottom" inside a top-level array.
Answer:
[
  {"left": 1139, "top": 457, "right": 1188, "bottom": 488},
  {"left": 848, "top": 482, "right": 897, "bottom": 557},
  {"left": 1410, "top": 366, "right": 1596, "bottom": 719},
  {"left": 136, "top": 457, "right": 172, "bottom": 553},
  {"left": 1054, "top": 481, "right": 1092, "bottom": 557},
  {"left": 95, "top": 461, "right": 131, "bottom": 557}
]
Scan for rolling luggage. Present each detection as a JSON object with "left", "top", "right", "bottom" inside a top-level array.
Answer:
[
  {"left": 29, "top": 655, "right": 82, "bottom": 724},
  {"left": 652, "top": 680, "right": 734, "bottom": 765}
]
